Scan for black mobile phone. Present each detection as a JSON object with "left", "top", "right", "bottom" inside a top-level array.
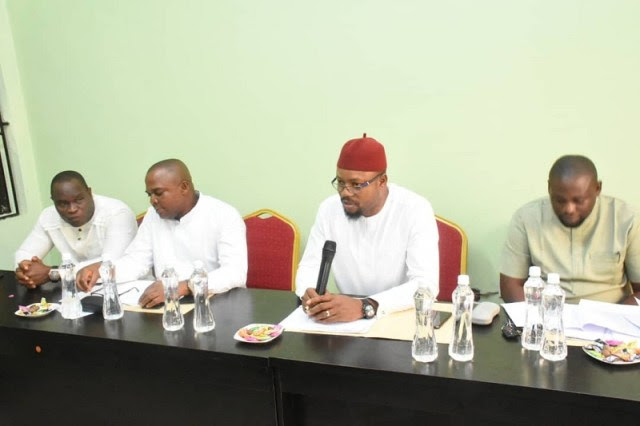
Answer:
[{"left": 432, "top": 311, "right": 451, "bottom": 329}]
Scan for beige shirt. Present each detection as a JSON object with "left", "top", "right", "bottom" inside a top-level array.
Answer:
[{"left": 501, "top": 195, "right": 640, "bottom": 303}]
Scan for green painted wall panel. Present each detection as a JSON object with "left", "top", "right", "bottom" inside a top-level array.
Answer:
[{"left": 2, "top": 1, "right": 639, "bottom": 292}]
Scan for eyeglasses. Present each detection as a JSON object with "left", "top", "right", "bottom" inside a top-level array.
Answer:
[
  {"left": 331, "top": 173, "right": 385, "bottom": 194},
  {"left": 90, "top": 287, "right": 139, "bottom": 297}
]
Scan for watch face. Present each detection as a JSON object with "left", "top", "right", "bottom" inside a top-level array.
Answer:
[
  {"left": 49, "top": 269, "right": 60, "bottom": 282},
  {"left": 363, "top": 304, "right": 375, "bottom": 319}
]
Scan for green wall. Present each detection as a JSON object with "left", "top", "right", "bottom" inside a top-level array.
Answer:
[
  {"left": 2, "top": 0, "right": 639, "bottom": 293},
  {"left": 0, "top": 0, "right": 45, "bottom": 268}
]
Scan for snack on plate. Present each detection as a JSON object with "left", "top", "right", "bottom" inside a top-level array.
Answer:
[
  {"left": 17, "top": 298, "right": 51, "bottom": 316},
  {"left": 237, "top": 324, "right": 283, "bottom": 342},
  {"left": 584, "top": 339, "right": 640, "bottom": 364}
]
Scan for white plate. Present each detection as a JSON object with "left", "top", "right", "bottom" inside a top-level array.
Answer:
[
  {"left": 234, "top": 323, "right": 283, "bottom": 344},
  {"left": 582, "top": 340, "right": 640, "bottom": 366},
  {"left": 15, "top": 302, "right": 59, "bottom": 318}
]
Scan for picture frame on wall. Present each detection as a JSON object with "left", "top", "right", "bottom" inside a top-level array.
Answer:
[{"left": 0, "top": 110, "right": 18, "bottom": 220}]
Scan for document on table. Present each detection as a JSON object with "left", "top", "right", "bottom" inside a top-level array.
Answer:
[
  {"left": 502, "top": 299, "right": 640, "bottom": 342},
  {"left": 81, "top": 280, "right": 154, "bottom": 306},
  {"left": 280, "top": 303, "right": 455, "bottom": 342},
  {"left": 77, "top": 280, "right": 194, "bottom": 314},
  {"left": 280, "top": 306, "right": 377, "bottom": 334}
]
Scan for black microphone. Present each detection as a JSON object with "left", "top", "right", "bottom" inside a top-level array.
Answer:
[{"left": 315, "top": 240, "right": 336, "bottom": 295}]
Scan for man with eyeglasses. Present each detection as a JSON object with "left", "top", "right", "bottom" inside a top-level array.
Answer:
[
  {"left": 14, "top": 171, "right": 137, "bottom": 289},
  {"left": 296, "top": 135, "right": 439, "bottom": 322}
]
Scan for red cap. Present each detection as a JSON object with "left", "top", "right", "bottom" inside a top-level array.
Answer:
[{"left": 337, "top": 133, "right": 387, "bottom": 172}]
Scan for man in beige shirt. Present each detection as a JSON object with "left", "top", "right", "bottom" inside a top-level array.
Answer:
[{"left": 500, "top": 155, "right": 640, "bottom": 304}]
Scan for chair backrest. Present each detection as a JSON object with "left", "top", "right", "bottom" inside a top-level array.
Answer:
[
  {"left": 435, "top": 215, "right": 468, "bottom": 302},
  {"left": 243, "top": 209, "right": 300, "bottom": 291},
  {"left": 136, "top": 212, "right": 146, "bottom": 226}
]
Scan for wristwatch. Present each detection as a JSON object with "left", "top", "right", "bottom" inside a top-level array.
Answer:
[
  {"left": 48, "top": 268, "right": 61, "bottom": 282},
  {"left": 361, "top": 298, "right": 376, "bottom": 319}
]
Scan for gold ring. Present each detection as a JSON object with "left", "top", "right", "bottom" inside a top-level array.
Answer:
[{"left": 325, "top": 310, "right": 330, "bottom": 318}]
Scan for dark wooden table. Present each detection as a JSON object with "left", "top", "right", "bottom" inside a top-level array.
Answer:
[{"left": 1, "top": 271, "right": 639, "bottom": 425}]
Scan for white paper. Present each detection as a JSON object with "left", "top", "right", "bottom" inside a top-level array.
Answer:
[
  {"left": 116, "top": 280, "right": 154, "bottom": 305},
  {"left": 501, "top": 302, "right": 526, "bottom": 326},
  {"left": 52, "top": 303, "right": 94, "bottom": 318},
  {"left": 502, "top": 299, "right": 640, "bottom": 340},
  {"left": 578, "top": 299, "right": 640, "bottom": 337},
  {"left": 280, "top": 306, "right": 377, "bottom": 334}
]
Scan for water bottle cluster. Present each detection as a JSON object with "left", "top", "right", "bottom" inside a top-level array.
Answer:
[
  {"left": 412, "top": 274, "right": 474, "bottom": 363},
  {"left": 520, "top": 268, "right": 567, "bottom": 361},
  {"left": 61, "top": 257, "right": 215, "bottom": 334},
  {"left": 161, "top": 261, "right": 216, "bottom": 332},
  {"left": 412, "top": 269, "right": 568, "bottom": 363}
]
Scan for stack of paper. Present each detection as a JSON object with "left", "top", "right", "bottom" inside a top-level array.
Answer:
[
  {"left": 502, "top": 299, "right": 640, "bottom": 342},
  {"left": 280, "top": 306, "right": 377, "bottom": 334}
]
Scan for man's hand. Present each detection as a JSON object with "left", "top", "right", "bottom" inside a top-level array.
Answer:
[
  {"left": 621, "top": 294, "right": 639, "bottom": 305},
  {"left": 76, "top": 263, "right": 102, "bottom": 292},
  {"left": 15, "top": 257, "right": 50, "bottom": 289},
  {"left": 499, "top": 274, "right": 526, "bottom": 302},
  {"left": 621, "top": 286, "right": 640, "bottom": 305},
  {"left": 138, "top": 280, "right": 190, "bottom": 309},
  {"left": 303, "top": 289, "right": 364, "bottom": 323}
]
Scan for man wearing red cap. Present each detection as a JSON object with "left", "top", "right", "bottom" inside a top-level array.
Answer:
[{"left": 296, "top": 135, "right": 439, "bottom": 322}]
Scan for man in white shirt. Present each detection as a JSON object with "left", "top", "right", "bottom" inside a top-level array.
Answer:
[
  {"left": 14, "top": 171, "right": 137, "bottom": 289},
  {"left": 296, "top": 135, "right": 439, "bottom": 323},
  {"left": 76, "top": 159, "right": 247, "bottom": 308}
]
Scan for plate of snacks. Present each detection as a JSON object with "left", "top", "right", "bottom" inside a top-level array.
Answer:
[
  {"left": 234, "top": 323, "right": 283, "bottom": 344},
  {"left": 15, "top": 298, "right": 59, "bottom": 318},
  {"left": 582, "top": 339, "right": 640, "bottom": 365}
]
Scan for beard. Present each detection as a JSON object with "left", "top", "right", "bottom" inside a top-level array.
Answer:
[
  {"left": 341, "top": 196, "right": 362, "bottom": 220},
  {"left": 343, "top": 208, "right": 362, "bottom": 220},
  {"left": 559, "top": 216, "right": 585, "bottom": 228}
]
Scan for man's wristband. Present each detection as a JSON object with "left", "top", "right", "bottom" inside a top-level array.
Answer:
[
  {"left": 48, "top": 268, "right": 61, "bottom": 282},
  {"left": 361, "top": 298, "right": 376, "bottom": 319}
]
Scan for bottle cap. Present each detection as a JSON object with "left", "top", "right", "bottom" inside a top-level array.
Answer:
[
  {"left": 457, "top": 274, "right": 470, "bottom": 285},
  {"left": 528, "top": 266, "right": 541, "bottom": 277},
  {"left": 547, "top": 273, "right": 560, "bottom": 284},
  {"left": 193, "top": 260, "right": 204, "bottom": 269},
  {"left": 61, "top": 253, "right": 73, "bottom": 264}
]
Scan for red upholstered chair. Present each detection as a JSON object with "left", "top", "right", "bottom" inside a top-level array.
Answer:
[
  {"left": 435, "top": 215, "right": 468, "bottom": 302},
  {"left": 243, "top": 209, "right": 300, "bottom": 291}
]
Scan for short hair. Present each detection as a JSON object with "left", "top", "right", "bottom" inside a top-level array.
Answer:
[
  {"left": 147, "top": 159, "right": 192, "bottom": 183},
  {"left": 50, "top": 170, "right": 89, "bottom": 194},
  {"left": 549, "top": 155, "right": 598, "bottom": 182}
]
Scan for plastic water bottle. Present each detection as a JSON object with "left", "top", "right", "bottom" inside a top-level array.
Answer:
[
  {"left": 521, "top": 266, "right": 544, "bottom": 351},
  {"left": 449, "top": 274, "right": 474, "bottom": 361},
  {"left": 191, "top": 261, "right": 215, "bottom": 333},
  {"left": 99, "top": 256, "right": 123, "bottom": 320},
  {"left": 540, "top": 273, "right": 567, "bottom": 361},
  {"left": 412, "top": 285, "right": 437, "bottom": 362},
  {"left": 60, "top": 253, "right": 83, "bottom": 319},
  {"left": 161, "top": 264, "right": 184, "bottom": 331}
]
